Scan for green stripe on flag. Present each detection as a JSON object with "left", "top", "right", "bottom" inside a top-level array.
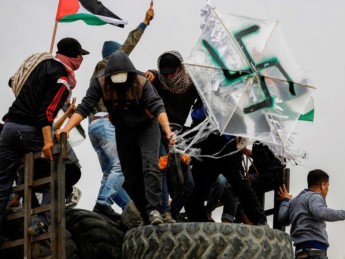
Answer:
[
  {"left": 298, "top": 109, "right": 314, "bottom": 122},
  {"left": 59, "top": 13, "right": 107, "bottom": 25}
]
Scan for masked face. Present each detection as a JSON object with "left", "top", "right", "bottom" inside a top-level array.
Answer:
[
  {"left": 111, "top": 72, "right": 128, "bottom": 83},
  {"left": 109, "top": 72, "right": 131, "bottom": 90},
  {"left": 71, "top": 55, "right": 83, "bottom": 70}
]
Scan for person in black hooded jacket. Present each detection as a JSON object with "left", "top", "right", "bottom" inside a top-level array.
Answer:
[{"left": 57, "top": 52, "right": 175, "bottom": 225}]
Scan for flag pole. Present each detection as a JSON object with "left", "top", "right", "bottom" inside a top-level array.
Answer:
[
  {"left": 50, "top": 21, "right": 59, "bottom": 54},
  {"left": 150, "top": 0, "right": 154, "bottom": 21}
]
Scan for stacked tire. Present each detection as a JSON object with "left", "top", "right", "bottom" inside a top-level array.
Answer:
[
  {"left": 1, "top": 208, "right": 294, "bottom": 258},
  {"left": 65, "top": 209, "right": 126, "bottom": 259},
  {"left": 122, "top": 222, "right": 293, "bottom": 259}
]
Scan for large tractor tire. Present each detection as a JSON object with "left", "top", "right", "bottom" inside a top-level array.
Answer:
[
  {"left": 31, "top": 230, "right": 80, "bottom": 259},
  {"left": 65, "top": 208, "right": 127, "bottom": 259},
  {"left": 122, "top": 222, "right": 293, "bottom": 259}
]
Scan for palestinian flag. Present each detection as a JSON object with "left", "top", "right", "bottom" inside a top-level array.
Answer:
[{"left": 56, "top": 0, "right": 127, "bottom": 27}]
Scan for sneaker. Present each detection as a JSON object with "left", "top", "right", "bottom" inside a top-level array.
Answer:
[
  {"left": 28, "top": 221, "right": 48, "bottom": 236},
  {"left": 93, "top": 203, "right": 121, "bottom": 220},
  {"left": 256, "top": 220, "right": 269, "bottom": 227},
  {"left": 148, "top": 210, "right": 163, "bottom": 225},
  {"left": 162, "top": 212, "right": 176, "bottom": 223},
  {"left": 65, "top": 186, "right": 82, "bottom": 209},
  {"left": 221, "top": 214, "right": 235, "bottom": 224},
  {"left": 175, "top": 212, "right": 189, "bottom": 222}
]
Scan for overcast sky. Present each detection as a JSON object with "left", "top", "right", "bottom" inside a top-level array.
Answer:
[{"left": 1, "top": 0, "right": 345, "bottom": 257}]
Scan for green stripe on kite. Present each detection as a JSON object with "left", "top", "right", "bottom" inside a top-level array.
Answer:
[{"left": 298, "top": 109, "right": 314, "bottom": 122}]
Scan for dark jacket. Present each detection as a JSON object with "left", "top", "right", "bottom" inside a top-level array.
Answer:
[
  {"left": 88, "top": 23, "right": 147, "bottom": 121},
  {"left": 252, "top": 141, "right": 285, "bottom": 172},
  {"left": 76, "top": 52, "right": 166, "bottom": 133},
  {"left": 4, "top": 59, "right": 69, "bottom": 128},
  {"left": 151, "top": 70, "right": 199, "bottom": 126},
  {"left": 151, "top": 50, "right": 199, "bottom": 126}
]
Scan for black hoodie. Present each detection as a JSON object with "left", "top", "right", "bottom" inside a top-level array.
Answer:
[{"left": 76, "top": 52, "right": 166, "bottom": 133}]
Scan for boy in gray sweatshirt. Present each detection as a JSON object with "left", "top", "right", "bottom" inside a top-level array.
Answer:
[{"left": 278, "top": 169, "right": 345, "bottom": 259}]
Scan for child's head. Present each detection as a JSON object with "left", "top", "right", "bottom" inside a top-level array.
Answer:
[{"left": 308, "top": 169, "right": 329, "bottom": 197}]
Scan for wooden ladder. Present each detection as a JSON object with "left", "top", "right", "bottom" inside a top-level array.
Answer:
[{"left": 0, "top": 133, "right": 68, "bottom": 258}]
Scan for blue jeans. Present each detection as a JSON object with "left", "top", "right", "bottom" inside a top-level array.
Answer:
[{"left": 88, "top": 118, "right": 130, "bottom": 209}]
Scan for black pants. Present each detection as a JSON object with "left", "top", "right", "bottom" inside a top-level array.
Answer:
[
  {"left": 295, "top": 249, "right": 327, "bottom": 259},
  {"left": 249, "top": 166, "right": 284, "bottom": 206},
  {"left": 185, "top": 134, "right": 267, "bottom": 224},
  {"left": 206, "top": 174, "right": 239, "bottom": 222},
  {"left": 16, "top": 160, "right": 81, "bottom": 198},
  {"left": 12, "top": 155, "right": 81, "bottom": 226},
  {"left": 116, "top": 120, "right": 162, "bottom": 222},
  {"left": 0, "top": 122, "right": 44, "bottom": 235}
]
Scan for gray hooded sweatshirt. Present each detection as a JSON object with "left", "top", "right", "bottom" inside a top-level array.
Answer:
[{"left": 278, "top": 189, "right": 345, "bottom": 248}]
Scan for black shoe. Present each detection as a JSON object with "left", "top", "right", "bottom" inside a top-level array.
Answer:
[
  {"left": 175, "top": 212, "right": 189, "bottom": 222},
  {"left": 28, "top": 221, "right": 48, "bottom": 236},
  {"left": 93, "top": 203, "right": 121, "bottom": 220},
  {"left": 0, "top": 235, "right": 9, "bottom": 244},
  {"left": 256, "top": 221, "right": 269, "bottom": 227}
]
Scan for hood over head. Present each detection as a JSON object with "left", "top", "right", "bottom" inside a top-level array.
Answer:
[
  {"left": 104, "top": 52, "right": 138, "bottom": 78},
  {"left": 157, "top": 50, "right": 183, "bottom": 75}
]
